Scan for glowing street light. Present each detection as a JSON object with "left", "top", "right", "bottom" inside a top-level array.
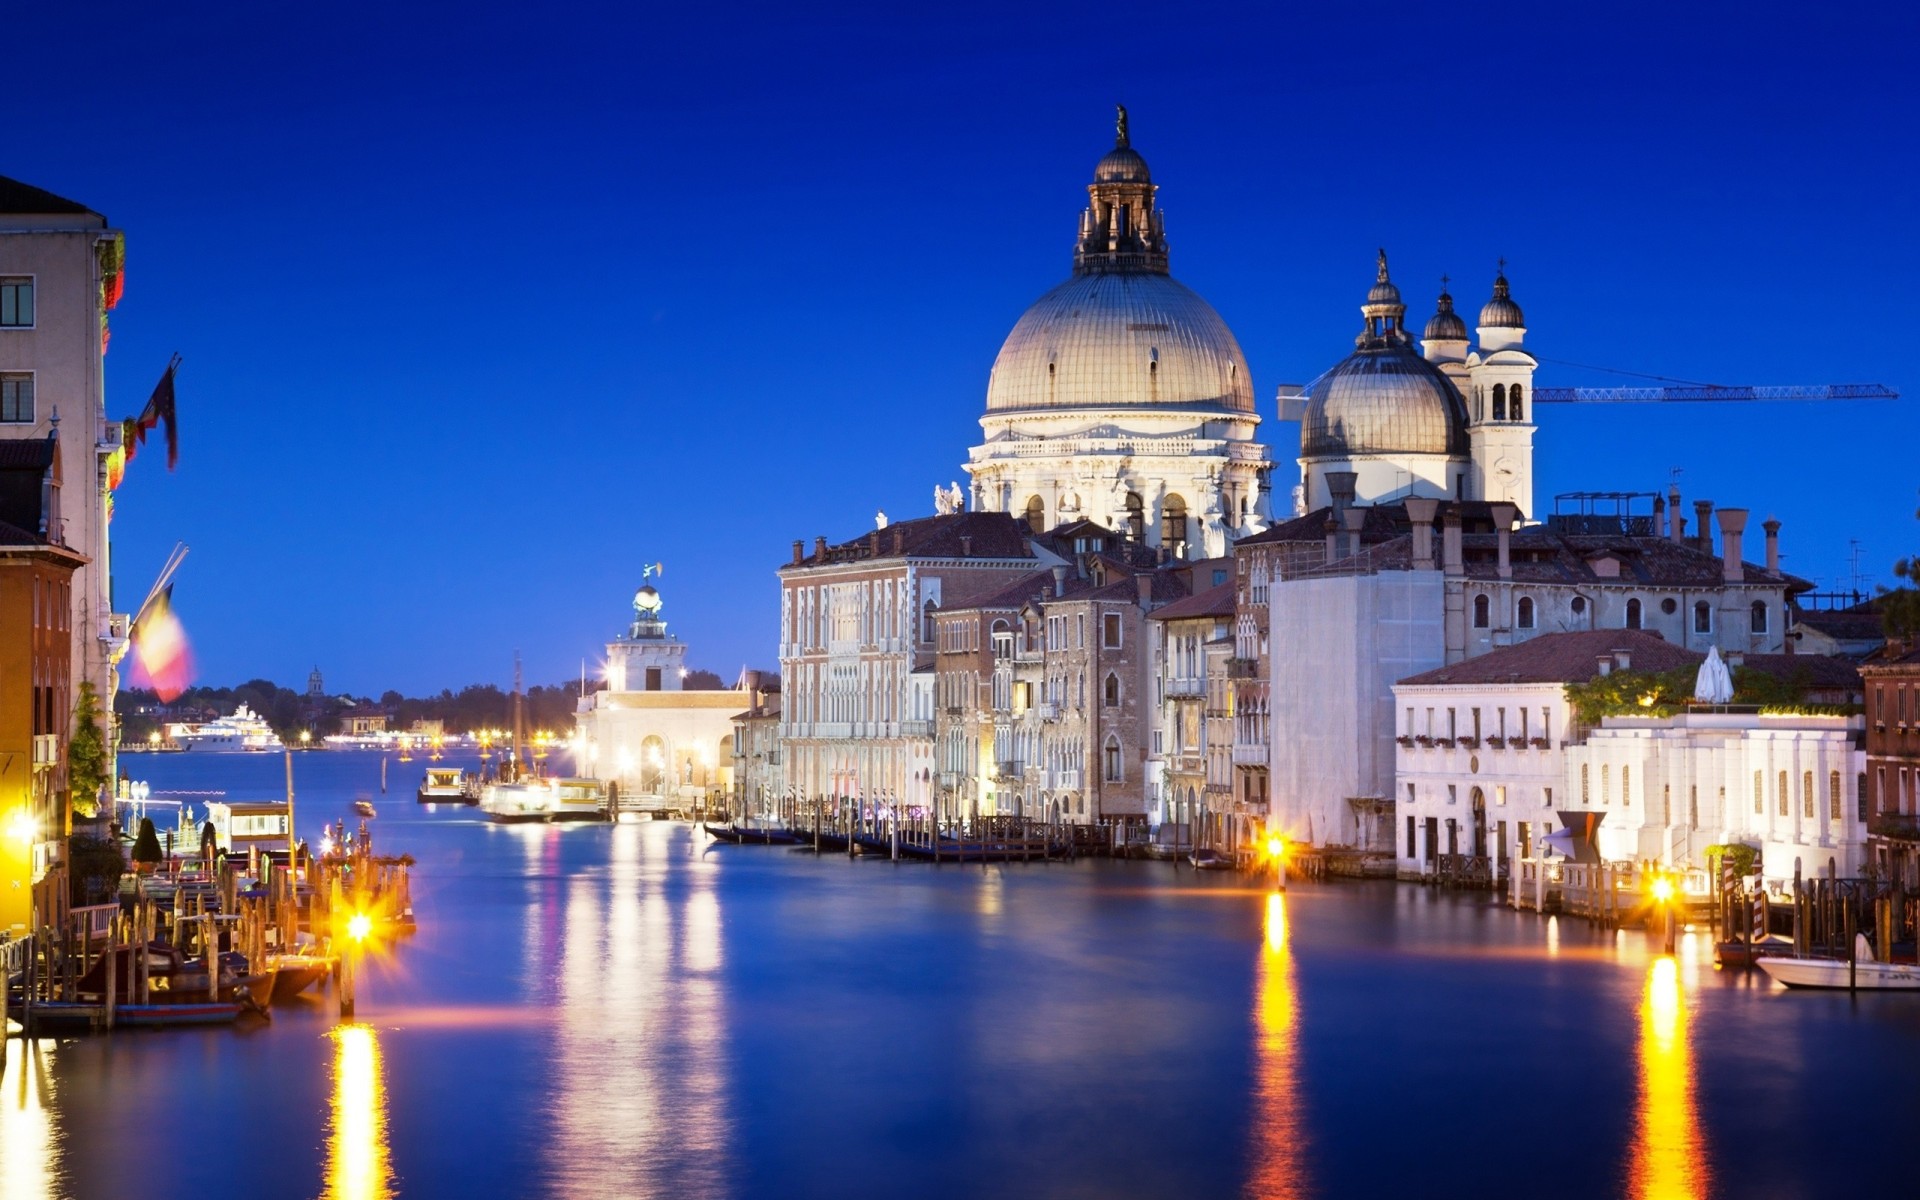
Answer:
[
  {"left": 1266, "top": 834, "right": 1288, "bottom": 891},
  {"left": 347, "top": 912, "right": 373, "bottom": 943},
  {"left": 5, "top": 809, "right": 35, "bottom": 846}
]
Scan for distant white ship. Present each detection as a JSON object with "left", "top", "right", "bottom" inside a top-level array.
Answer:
[{"left": 168, "top": 704, "right": 284, "bottom": 753}]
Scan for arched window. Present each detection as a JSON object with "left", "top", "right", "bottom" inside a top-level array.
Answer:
[
  {"left": 1694, "top": 601, "right": 1712, "bottom": 634},
  {"left": 1024, "top": 495, "right": 1046, "bottom": 535},
  {"left": 1750, "top": 601, "right": 1768, "bottom": 634},
  {"left": 1508, "top": 384, "right": 1523, "bottom": 421},
  {"left": 1161, "top": 494, "right": 1188, "bottom": 555},
  {"left": 1626, "top": 598, "right": 1642, "bottom": 629},
  {"left": 1103, "top": 673, "right": 1120, "bottom": 707},
  {"left": 1125, "top": 492, "right": 1145, "bottom": 541},
  {"left": 1473, "top": 593, "right": 1490, "bottom": 628},
  {"left": 1103, "top": 736, "right": 1123, "bottom": 782},
  {"left": 1571, "top": 596, "right": 1587, "bottom": 617},
  {"left": 1517, "top": 597, "right": 1535, "bottom": 629},
  {"left": 922, "top": 599, "right": 938, "bottom": 643},
  {"left": 1492, "top": 383, "right": 1507, "bottom": 421}
]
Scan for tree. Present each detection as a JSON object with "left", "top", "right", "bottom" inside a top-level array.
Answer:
[
  {"left": 1880, "top": 491, "right": 1920, "bottom": 647},
  {"left": 68, "top": 681, "right": 110, "bottom": 819},
  {"left": 131, "top": 816, "right": 164, "bottom": 870},
  {"left": 67, "top": 835, "right": 125, "bottom": 905}
]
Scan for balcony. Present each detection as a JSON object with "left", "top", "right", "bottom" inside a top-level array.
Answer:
[
  {"left": 1227, "top": 657, "right": 1260, "bottom": 680},
  {"left": 899, "top": 719, "right": 934, "bottom": 738},
  {"left": 1232, "top": 742, "right": 1268, "bottom": 766},
  {"left": 995, "top": 759, "right": 1023, "bottom": 780},
  {"left": 1038, "top": 702, "right": 1060, "bottom": 723},
  {"left": 1869, "top": 812, "right": 1920, "bottom": 842},
  {"left": 1049, "top": 769, "right": 1081, "bottom": 792},
  {"left": 1165, "top": 676, "right": 1205, "bottom": 699},
  {"left": 31, "top": 733, "right": 59, "bottom": 768}
]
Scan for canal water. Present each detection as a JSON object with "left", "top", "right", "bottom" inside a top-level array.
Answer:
[{"left": 6, "top": 749, "right": 1920, "bottom": 1199}]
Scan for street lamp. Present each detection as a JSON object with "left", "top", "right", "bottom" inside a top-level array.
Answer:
[
  {"left": 1267, "top": 834, "right": 1288, "bottom": 891},
  {"left": 1652, "top": 874, "right": 1678, "bottom": 954}
]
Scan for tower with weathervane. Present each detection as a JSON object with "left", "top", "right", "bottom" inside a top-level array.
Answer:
[
  {"left": 1461, "top": 265, "right": 1537, "bottom": 517},
  {"left": 605, "top": 570, "right": 687, "bottom": 693}
]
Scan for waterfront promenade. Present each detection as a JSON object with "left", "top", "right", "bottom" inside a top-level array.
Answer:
[{"left": 5, "top": 750, "right": 1919, "bottom": 1199}]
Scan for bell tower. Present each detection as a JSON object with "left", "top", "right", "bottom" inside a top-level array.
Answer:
[{"left": 1464, "top": 264, "right": 1537, "bottom": 517}]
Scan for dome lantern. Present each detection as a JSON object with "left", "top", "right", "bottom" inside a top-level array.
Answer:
[
  {"left": 1422, "top": 277, "right": 1469, "bottom": 343},
  {"left": 1478, "top": 260, "right": 1526, "bottom": 329},
  {"left": 1075, "top": 105, "right": 1168, "bottom": 275},
  {"left": 1357, "top": 249, "right": 1410, "bottom": 346}
]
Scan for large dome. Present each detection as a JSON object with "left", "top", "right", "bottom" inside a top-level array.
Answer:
[
  {"left": 985, "top": 272, "right": 1253, "bottom": 415},
  {"left": 1300, "top": 342, "right": 1469, "bottom": 458}
]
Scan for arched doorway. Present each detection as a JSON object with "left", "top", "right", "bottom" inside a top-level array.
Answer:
[
  {"left": 640, "top": 735, "right": 668, "bottom": 796},
  {"left": 1469, "top": 786, "right": 1487, "bottom": 858}
]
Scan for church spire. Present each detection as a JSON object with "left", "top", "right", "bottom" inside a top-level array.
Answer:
[{"left": 1075, "top": 107, "right": 1167, "bottom": 276}]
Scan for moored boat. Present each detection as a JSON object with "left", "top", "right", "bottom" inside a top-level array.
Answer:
[
  {"left": 480, "top": 780, "right": 555, "bottom": 823},
  {"left": 549, "top": 778, "right": 609, "bottom": 822},
  {"left": 417, "top": 766, "right": 465, "bottom": 804},
  {"left": 1758, "top": 937, "right": 1920, "bottom": 991}
]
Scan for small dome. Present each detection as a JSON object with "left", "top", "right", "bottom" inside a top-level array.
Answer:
[
  {"left": 634, "top": 584, "right": 662, "bottom": 613},
  {"left": 1424, "top": 288, "right": 1468, "bottom": 342},
  {"left": 1479, "top": 271, "right": 1525, "bottom": 328},
  {"left": 986, "top": 272, "right": 1252, "bottom": 414},
  {"left": 1300, "top": 342, "right": 1469, "bottom": 459},
  {"left": 1368, "top": 277, "right": 1402, "bottom": 307},
  {"left": 1095, "top": 145, "right": 1151, "bottom": 184}
]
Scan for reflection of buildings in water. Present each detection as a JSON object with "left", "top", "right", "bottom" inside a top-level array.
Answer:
[
  {"left": 1630, "top": 956, "right": 1710, "bottom": 1200},
  {"left": 545, "top": 824, "right": 732, "bottom": 1196},
  {"left": 325, "top": 1024, "right": 394, "bottom": 1200},
  {"left": 3, "top": 1039, "right": 60, "bottom": 1199},
  {"left": 1248, "top": 891, "right": 1308, "bottom": 1200}
]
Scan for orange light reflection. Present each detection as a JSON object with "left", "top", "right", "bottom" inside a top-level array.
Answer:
[
  {"left": 324, "top": 1024, "right": 394, "bottom": 1200},
  {"left": 1630, "top": 956, "right": 1710, "bottom": 1200},
  {"left": 1248, "top": 890, "right": 1307, "bottom": 1199}
]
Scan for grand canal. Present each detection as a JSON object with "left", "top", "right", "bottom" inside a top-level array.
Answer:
[{"left": 6, "top": 750, "right": 1920, "bottom": 1199}]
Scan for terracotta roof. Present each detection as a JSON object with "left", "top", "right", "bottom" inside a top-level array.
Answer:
[
  {"left": 1149, "top": 580, "right": 1236, "bottom": 622},
  {"left": 0, "top": 174, "right": 99, "bottom": 217},
  {"left": 785, "top": 511, "right": 1036, "bottom": 569},
  {"left": 0, "top": 440, "right": 56, "bottom": 469},
  {"left": 1792, "top": 609, "right": 1884, "bottom": 641},
  {"left": 1397, "top": 630, "right": 1704, "bottom": 686},
  {"left": 942, "top": 569, "right": 1055, "bottom": 612},
  {"left": 1738, "top": 654, "right": 1863, "bottom": 691}
]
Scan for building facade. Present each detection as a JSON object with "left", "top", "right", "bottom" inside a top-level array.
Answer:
[
  {"left": 1862, "top": 644, "right": 1920, "bottom": 883},
  {"left": 0, "top": 434, "right": 85, "bottom": 934},
  {"left": 0, "top": 176, "right": 126, "bottom": 761}
]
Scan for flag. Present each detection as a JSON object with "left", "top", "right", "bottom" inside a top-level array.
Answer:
[
  {"left": 124, "top": 357, "right": 180, "bottom": 470},
  {"left": 131, "top": 585, "right": 194, "bottom": 701}
]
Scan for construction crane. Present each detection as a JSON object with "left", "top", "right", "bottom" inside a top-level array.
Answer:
[{"left": 1533, "top": 383, "right": 1898, "bottom": 403}]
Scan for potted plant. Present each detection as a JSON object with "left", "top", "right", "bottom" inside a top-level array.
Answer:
[{"left": 131, "top": 816, "right": 164, "bottom": 875}]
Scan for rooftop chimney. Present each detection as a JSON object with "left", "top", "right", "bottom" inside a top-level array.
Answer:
[
  {"left": 1405, "top": 497, "right": 1439, "bottom": 569},
  {"left": 1342, "top": 506, "right": 1367, "bottom": 559},
  {"left": 1491, "top": 502, "right": 1517, "bottom": 579},
  {"left": 1653, "top": 495, "right": 1667, "bottom": 539},
  {"left": 1668, "top": 483, "right": 1683, "bottom": 543},
  {"left": 1441, "top": 511, "right": 1464, "bottom": 577},
  {"left": 1135, "top": 573, "right": 1153, "bottom": 608},
  {"left": 959, "top": 535, "right": 973, "bottom": 558},
  {"left": 893, "top": 528, "right": 906, "bottom": 555},
  {"left": 1717, "top": 507, "right": 1748, "bottom": 582},
  {"left": 870, "top": 530, "right": 882, "bottom": 556},
  {"left": 1762, "top": 517, "right": 1781, "bottom": 572},
  {"left": 792, "top": 539, "right": 804, "bottom": 565},
  {"left": 1324, "top": 515, "right": 1340, "bottom": 565},
  {"left": 1613, "top": 648, "right": 1632, "bottom": 671},
  {"left": 1693, "top": 500, "right": 1714, "bottom": 555},
  {"left": 1327, "top": 470, "right": 1358, "bottom": 514},
  {"left": 1052, "top": 565, "right": 1069, "bottom": 597},
  {"left": 814, "top": 536, "right": 828, "bottom": 561}
]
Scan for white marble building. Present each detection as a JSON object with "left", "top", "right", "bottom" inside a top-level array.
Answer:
[{"left": 965, "top": 109, "right": 1272, "bottom": 559}]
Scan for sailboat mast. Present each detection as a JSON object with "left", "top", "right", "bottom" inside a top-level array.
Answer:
[{"left": 513, "top": 650, "right": 527, "bottom": 778}]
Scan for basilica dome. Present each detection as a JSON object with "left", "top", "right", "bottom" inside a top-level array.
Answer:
[
  {"left": 985, "top": 272, "right": 1253, "bottom": 414},
  {"left": 1300, "top": 343, "right": 1469, "bottom": 457}
]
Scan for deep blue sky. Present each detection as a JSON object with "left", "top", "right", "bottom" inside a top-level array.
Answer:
[{"left": 11, "top": 1, "right": 1916, "bottom": 695}]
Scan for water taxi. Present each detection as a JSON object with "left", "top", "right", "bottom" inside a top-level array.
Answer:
[
  {"left": 549, "top": 778, "right": 609, "bottom": 821},
  {"left": 480, "top": 780, "right": 555, "bottom": 823},
  {"left": 417, "top": 766, "right": 466, "bottom": 804}
]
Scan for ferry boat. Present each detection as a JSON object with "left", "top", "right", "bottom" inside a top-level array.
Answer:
[
  {"left": 417, "top": 767, "right": 466, "bottom": 804},
  {"left": 168, "top": 704, "right": 284, "bottom": 753},
  {"left": 480, "top": 780, "right": 555, "bottom": 823}
]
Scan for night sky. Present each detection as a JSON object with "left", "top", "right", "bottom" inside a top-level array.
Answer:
[{"left": 9, "top": 1, "right": 1915, "bottom": 695}]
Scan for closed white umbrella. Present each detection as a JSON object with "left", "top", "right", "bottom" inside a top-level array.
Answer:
[{"left": 1693, "top": 645, "right": 1735, "bottom": 704}]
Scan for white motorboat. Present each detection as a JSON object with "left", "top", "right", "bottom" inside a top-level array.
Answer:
[
  {"left": 1757, "top": 936, "right": 1920, "bottom": 991},
  {"left": 480, "top": 780, "right": 554, "bottom": 823},
  {"left": 169, "top": 704, "right": 284, "bottom": 753}
]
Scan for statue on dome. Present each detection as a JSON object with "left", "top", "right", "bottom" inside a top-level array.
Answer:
[{"left": 1116, "top": 104, "right": 1129, "bottom": 148}]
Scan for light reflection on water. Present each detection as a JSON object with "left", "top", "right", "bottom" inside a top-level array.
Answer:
[
  {"left": 2, "top": 1038, "right": 59, "bottom": 1200},
  {"left": 1630, "top": 956, "right": 1710, "bottom": 1200},
  {"left": 324, "top": 1024, "right": 393, "bottom": 1200},
  {"left": 1248, "top": 891, "right": 1307, "bottom": 1200}
]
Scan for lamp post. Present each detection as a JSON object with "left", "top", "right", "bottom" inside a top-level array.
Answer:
[
  {"left": 1652, "top": 873, "right": 1677, "bottom": 954},
  {"left": 1267, "top": 834, "right": 1287, "bottom": 891}
]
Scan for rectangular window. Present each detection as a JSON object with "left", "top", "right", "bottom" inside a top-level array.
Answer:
[
  {"left": 1447, "top": 784, "right": 1457, "bottom": 806},
  {"left": 1754, "top": 770, "right": 1763, "bottom": 814},
  {"left": 1601, "top": 764, "right": 1610, "bottom": 805},
  {"left": 1662, "top": 784, "right": 1671, "bottom": 824},
  {"left": 1778, "top": 770, "right": 1788, "bottom": 817},
  {"left": 1495, "top": 785, "right": 1507, "bottom": 807},
  {"left": 1582, "top": 765, "right": 1590, "bottom": 805},
  {"left": 0, "top": 278, "right": 32, "bottom": 327},
  {"left": 1102, "top": 613, "right": 1121, "bottom": 649},
  {"left": 1622, "top": 765, "right": 1630, "bottom": 807},
  {"left": 1829, "top": 771, "right": 1841, "bottom": 821},
  {"left": 1544, "top": 787, "right": 1553, "bottom": 808},
  {"left": 0, "top": 373, "right": 32, "bottom": 423},
  {"left": 1802, "top": 771, "right": 1814, "bottom": 819}
]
